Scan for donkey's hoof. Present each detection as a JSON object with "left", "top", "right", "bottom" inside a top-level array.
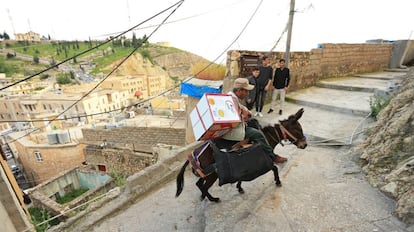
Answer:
[
  {"left": 210, "top": 197, "right": 220, "bottom": 203},
  {"left": 200, "top": 195, "right": 206, "bottom": 201},
  {"left": 238, "top": 188, "right": 245, "bottom": 194},
  {"left": 208, "top": 197, "right": 220, "bottom": 203},
  {"left": 276, "top": 182, "right": 282, "bottom": 187}
]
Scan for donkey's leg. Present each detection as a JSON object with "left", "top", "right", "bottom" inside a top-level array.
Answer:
[
  {"left": 236, "top": 181, "right": 244, "bottom": 194},
  {"left": 196, "top": 178, "right": 207, "bottom": 200},
  {"left": 272, "top": 165, "right": 282, "bottom": 186},
  {"left": 201, "top": 173, "right": 220, "bottom": 202}
]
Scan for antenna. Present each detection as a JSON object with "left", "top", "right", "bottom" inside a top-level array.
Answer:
[
  {"left": 27, "top": 19, "right": 32, "bottom": 32},
  {"left": 126, "top": 0, "right": 131, "bottom": 26},
  {"left": 6, "top": 8, "right": 16, "bottom": 35}
]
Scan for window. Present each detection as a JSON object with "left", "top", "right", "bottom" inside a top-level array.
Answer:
[
  {"left": 34, "top": 151, "right": 43, "bottom": 162},
  {"left": 98, "top": 165, "right": 106, "bottom": 172}
]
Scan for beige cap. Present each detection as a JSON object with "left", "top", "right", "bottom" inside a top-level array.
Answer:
[{"left": 234, "top": 78, "right": 254, "bottom": 90}]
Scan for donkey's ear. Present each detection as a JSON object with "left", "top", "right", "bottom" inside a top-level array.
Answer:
[{"left": 295, "top": 108, "right": 304, "bottom": 121}]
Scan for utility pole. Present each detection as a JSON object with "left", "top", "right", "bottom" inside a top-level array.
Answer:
[
  {"left": 6, "top": 9, "right": 16, "bottom": 35},
  {"left": 285, "top": 0, "right": 296, "bottom": 68}
]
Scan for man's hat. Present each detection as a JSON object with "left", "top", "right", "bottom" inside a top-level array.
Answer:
[{"left": 234, "top": 78, "right": 254, "bottom": 90}]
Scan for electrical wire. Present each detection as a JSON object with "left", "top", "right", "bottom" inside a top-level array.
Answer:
[{"left": 0, "top": 0, "right": 263, "bottom": 125}]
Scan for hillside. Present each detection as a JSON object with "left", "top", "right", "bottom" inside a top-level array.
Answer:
[
  {"left": 355, "top": 68, "right": 414, "bottom": 225},
  {"left": 106, "top": 45, "right": 209, "bottom": 80},
  {"left": 1, "top": 41, "right": 211, "bottom": 82}
]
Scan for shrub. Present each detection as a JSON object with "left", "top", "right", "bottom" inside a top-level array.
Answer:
[
  {"left": 56, "top": 74, "right": 72, "bottom": 85},
  {"left": 40, "top": 74, "right": 50, "bottom": 80},
  {"left": 29, "top": 207, "right": 60, "bottom": 232},
  {"left": 369, "top": 94, "right": 391, "bottom": 119}
]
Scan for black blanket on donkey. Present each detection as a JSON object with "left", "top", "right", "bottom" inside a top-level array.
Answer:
[{"left": 210, "top": 141, "right": 274, "bottom": 186}]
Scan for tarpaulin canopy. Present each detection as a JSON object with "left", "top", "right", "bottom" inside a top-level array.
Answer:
[{"left": 180, "top": 77, "right": 223, "bottom": 99}]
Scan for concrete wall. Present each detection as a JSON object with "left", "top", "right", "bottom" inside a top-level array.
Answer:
[
  {"left": 78, "top": 171, "right": 111, "bottom": 189},
  {"left": 82, "top": 126, "right": 186, "bottom": 153},
  {"left": 0, "top": 161, "right": 32, "bottom": 232},
  {"left": 49, "top": 142, "right": 202, "bottom": 232},
  {"left": 29, "top": 167, "right": 114, "bottom": 218},
  {"left": 224, "top": 43, "right": 393, "bottom": 92}
]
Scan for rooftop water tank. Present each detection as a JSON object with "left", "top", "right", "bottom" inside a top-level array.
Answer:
[
  {"left": 57, "top": 131, "right": 70, "bottom": 144},
  {"left": 47, "top": 133, "right": 58, "bottom": 144}
]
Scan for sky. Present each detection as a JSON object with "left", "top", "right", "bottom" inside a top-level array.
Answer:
[{"left": 1, "top": 0, "right": 413, "bottom": 63}]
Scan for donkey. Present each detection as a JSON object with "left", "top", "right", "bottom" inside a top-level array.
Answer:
[{"left": 176, "top": 108, "right": 307, "bottom": 202}]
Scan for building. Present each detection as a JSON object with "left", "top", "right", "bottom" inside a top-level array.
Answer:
[
  {"left": 7, "top": 129, "right": 86, "bottom": 186},
  {"left": 0, "top": 156, "right": 33, "bottom": 231},
  {"left": 14, "top": 31, "right": 40, "bottom": 42},
  {"left": 101, "top": 75, "right": 148, "bottom": 99}
]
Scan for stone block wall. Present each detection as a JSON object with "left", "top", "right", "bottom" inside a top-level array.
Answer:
[
  {"left": 84, "top": 146, "right": 156, "bottom": 177},
  {"left": 82, "top": 126, "right": 186, "bottom": 153},
  {"left": 224, "top": 43, "right": 393, "bottom": 92}
]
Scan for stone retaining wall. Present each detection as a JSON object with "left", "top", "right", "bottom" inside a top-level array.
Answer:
[
  {"left": 224, "top": 43, "right": 393, "bottom": 92},
  {"left": 82, "top": 126, "right": 186, "bottom": 153}
]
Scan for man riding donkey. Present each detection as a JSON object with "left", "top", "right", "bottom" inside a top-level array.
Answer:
[{"left": 223, "top": 78, "right": 287, "bottom": 163}]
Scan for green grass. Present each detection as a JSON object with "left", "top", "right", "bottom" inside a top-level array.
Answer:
[
  {"left": 56, "top": 188, "right": 89, "bottom": 204},
  {"left": 0, "top": 55, "right": 47, "bottom": 78},
  {"left": 369, "top": 94, "right": 392, "bottom": 119},
  {"left": 29, "top": 207, "right": 60, "bottom": 232},
  {"left": 2, "top": 40, "right": 186, "bottom": 78}
]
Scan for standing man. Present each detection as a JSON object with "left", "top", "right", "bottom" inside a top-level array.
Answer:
[
  {"left": 245, "top": 67, "right": 260, "bottom": 110},
  {"left": 268, "top": 58, "right": 290, "bottom": 115},
  {"left": 254, "top": 56, "right": 273, "bottom": 117}
]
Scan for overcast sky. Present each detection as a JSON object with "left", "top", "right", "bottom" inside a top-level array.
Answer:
[{"left": 1, "top": 0, "right": 413, "bottom": 62}]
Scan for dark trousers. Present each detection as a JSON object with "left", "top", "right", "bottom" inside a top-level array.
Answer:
[
  {"left": 255, "top": 89, "right": 267, "bottom": 112},
  {"left": 245, "top": 127, "right": 275, "bottom": 159},
  {"left": 246, "top": 101, "right": 255, "bottom": 110}
]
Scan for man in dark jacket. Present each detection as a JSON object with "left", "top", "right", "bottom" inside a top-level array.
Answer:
[
  {"left": 254, "top": 56, "right": 273, "bottom": 117},
  {"left": 268, "top": 59, "right": 290, "bottom": 115},
  {"left": 245, "top": 67, "right": 260, "bottom": 110}
]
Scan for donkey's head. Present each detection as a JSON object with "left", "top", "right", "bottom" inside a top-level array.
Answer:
[{"left": 280, "top": 108, "right": 307, "bottom": 149}]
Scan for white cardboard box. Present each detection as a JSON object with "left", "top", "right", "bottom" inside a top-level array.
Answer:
[{"left": 190, "top": 93, "right": 241, "bottom": 141}]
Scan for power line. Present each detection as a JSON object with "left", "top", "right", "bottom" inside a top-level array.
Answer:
[
  {"left": 0, "top": 0, "right": 263, "bottom": 125},
  {"left": 93, "top": 0, "right": 250, "bottom": 39}
]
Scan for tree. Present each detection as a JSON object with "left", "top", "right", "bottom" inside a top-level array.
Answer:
[
  {"left": 3, "top": 32, "right": 10, "bottom": 40},
  {"left": 132, "top": 33, "right": 139, "bottom": 48},
  {"left": 33, "top": 56, "right": 39, "bottom": 64},
  {"left": 56, "top": 75, "right": 72, "bottom": 84}
]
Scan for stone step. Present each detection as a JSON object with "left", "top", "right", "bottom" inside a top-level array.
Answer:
[
  {"left": 353, "top": 71, "right": 406, "bottom": 80},
  {"left": 315, "top": 77, "right": 390, "bottom": 93},
  {"left": 285, "top": 87, "right": 372, "bottom": 116},
  {"left": 384, "top": 68, "right": 410, "bottom": 72},
  {"left": 257, "top": 102, "right": 373, "bottom": 144}
]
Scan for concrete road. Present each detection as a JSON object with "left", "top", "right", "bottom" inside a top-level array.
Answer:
[{"left": 93, "top": 143, "right": 409, "bottom": 232}]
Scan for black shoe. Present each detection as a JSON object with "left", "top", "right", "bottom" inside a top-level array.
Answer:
[
  {"left": 279, "top": 110, "right": 282, "bottom": 115},
  {"left": 267, "top": 109, "right": 274, "bottom": 114}
]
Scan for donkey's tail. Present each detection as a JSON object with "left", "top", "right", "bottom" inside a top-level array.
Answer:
[{"left": 176, "top": 160, "right": 189, "bottom": 197}]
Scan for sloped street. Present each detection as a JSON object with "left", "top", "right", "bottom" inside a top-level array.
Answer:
[{"left": 91, "top": 70, "right": 412, "bottom": 232}]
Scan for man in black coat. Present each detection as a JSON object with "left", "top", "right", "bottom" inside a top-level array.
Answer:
[{"left": 268, "top": 59, "right": 290, "bottom": 115}]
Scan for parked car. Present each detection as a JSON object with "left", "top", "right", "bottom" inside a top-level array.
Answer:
[
  {"left": 10, "top": 165, "right": 21, "bottom": 175},
  {"left": 5, "top": 152, "right": 13, "bottom": 160}
]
